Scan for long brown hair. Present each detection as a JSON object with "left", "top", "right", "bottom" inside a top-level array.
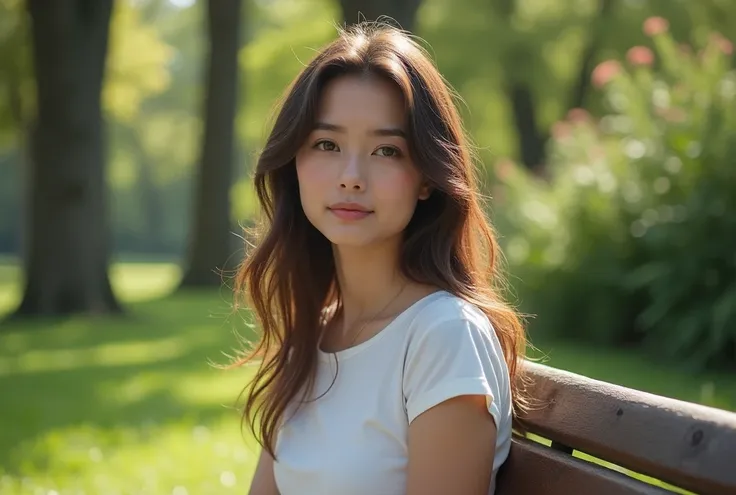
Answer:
[{"left": 233, "top": 22, "right": 528, "bottom": 458}]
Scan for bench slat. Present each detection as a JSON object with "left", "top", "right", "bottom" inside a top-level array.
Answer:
[
  {"left": 496, "top": 437, "right": 671, "bottom": 495},
  {"left": 519, "top": 361, "right": 736, "bottom": 495}
]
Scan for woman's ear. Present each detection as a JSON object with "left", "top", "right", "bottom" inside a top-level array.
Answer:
[{"left": 418, "top": 182, "right": 432, "bottom": 200}]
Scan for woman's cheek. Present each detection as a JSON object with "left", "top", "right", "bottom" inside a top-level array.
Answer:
[
  {"left": 296, "top": 158, "right": 327, "bottom": 217},
  {"left": 376, "top": 167, "right": 423, "bottom": 213},
  {"left": 298, "top": 155, "right": 331, "bottom": 190}
]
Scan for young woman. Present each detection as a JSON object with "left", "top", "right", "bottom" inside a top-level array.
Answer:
[{"left": 235, "top": 22, "right": 528, "bottom": 495}]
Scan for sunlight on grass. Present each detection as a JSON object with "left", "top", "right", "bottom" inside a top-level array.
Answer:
[
  {"left": 0, "top": 419, "right": 260, "bottom": 494},
  {"left": 110, "top": 262, "right": 181, "bottom": 301},
  {"left": 0, "top": 262, "right": 19, "bottom": 315},
  {"left": 0, "top": 260, "right": 258, "bottom": 494},
  {"left": 0, "top": 259, "right": 180, "bottom": 314},
  {"left": 0, "top": 336, "right": 193, "bottom": 375}
]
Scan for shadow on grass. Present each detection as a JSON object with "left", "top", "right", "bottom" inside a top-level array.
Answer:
[{"left": 0, "top": 289, "right": 258, "bottom": 476}]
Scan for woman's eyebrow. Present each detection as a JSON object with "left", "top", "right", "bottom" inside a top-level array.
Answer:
[{"left": 314, "top": 121, "right": 406, "bottom": 138}]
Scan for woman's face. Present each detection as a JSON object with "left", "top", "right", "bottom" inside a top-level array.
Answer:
[{"left": 295, "top": 74, "right": 430, "bottom": 248}]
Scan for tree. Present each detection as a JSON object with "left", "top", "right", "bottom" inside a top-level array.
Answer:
[
  {"left": 179, "top": 0, "right": 242, "bottom": 288},
  {"left": 12, "top": 0, "right": 121, "bottom": 317},
  {"left": 493, "top": 0, "right": 614, "bottom": 172},
  {"left": 340, "top": 0, "right": 423, "bottom": 31}
]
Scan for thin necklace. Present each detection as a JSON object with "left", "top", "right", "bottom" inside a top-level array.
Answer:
[{"left": 347, "top": 282, "right": 408, "bottom": 347}]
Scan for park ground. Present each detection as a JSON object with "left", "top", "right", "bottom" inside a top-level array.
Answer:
[{"left": 0, "top": 259, "right": 734, "bottom": 494}]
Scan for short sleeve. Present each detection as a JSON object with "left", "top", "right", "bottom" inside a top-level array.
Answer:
[{"left": 403, "top": 316, "right": 507, "bottom": 427}]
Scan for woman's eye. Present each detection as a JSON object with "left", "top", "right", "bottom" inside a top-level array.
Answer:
[
  {"left": 374, "top": 146, "right": 401, "bottom": 158},
  {"left": 315, "top": 140, "right": 338, "bottom": 152}
]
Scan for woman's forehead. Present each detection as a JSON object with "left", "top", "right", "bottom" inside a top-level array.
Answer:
[{"left": 314, "top": 75, "right": 407, "bottom": 130}]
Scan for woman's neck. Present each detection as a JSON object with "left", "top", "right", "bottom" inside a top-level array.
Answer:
[{"left": 333, "top": 240, "right": 405, "bottom": 324}]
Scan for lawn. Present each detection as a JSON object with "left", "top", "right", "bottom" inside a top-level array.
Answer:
[
  {"left": 0, "top": 261, "right": 258, "bottom": 494},
  {"left": 0, "top": 260, "right": 734, "bottom": 494}
]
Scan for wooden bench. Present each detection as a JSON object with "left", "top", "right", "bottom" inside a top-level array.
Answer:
[{"left": 496, "top": 361, "right": 736, "bottom": 495}]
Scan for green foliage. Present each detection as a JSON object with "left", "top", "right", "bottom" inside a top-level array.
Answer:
[
  {"left": 105, "top": 1, "right": 175, "bottom": 123},
  {"left": 498, "top": 19, "right": 736, "bottom": 368},
  {"left": 3, "top": 0, "right": 734, "bottom": 256},
  {"left": 0, "top": 0, "right": 32, "bottom": 146},
  {"left": 104, "top": 1, "right": 203, "bottom": 255},
  {"left": 240, "top": 0, "right": 340, "bottom": 147},
  {"left": 230, "top": 0, "right": 341, "bottom": 225}
]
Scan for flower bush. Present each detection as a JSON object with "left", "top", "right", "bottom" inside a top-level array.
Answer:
[{"left": 495, "top": 18, "right": 736, "bottom": 368}]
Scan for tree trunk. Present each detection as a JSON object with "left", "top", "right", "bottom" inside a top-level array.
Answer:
[
  {"left": 502, "top": 0, "right": 612, "bottom": 171},
  {"left": 340, "top": 0, "right": 422, "bottom": 31},
  {"left": 507, "top": 83, "right": 547, "bottom": 172},
  {"left": 179, "top": 0, "right": 241, "bottom": 288},
  {"left": 567, "top": 0, "right": 614, "bottom": 110},
  {"left": 13, "top": 0, "right": 121, "bottom": 318}
]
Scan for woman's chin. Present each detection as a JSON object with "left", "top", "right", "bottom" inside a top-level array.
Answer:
[
  {"left": 322, "top": 228, "right": 406, "bottom": 252},
  {"left": 324, "top": 233, "right": 376, "bottom": 249},
  {"left": 314, "top": 225, "right": 374, "bottom": 248}
]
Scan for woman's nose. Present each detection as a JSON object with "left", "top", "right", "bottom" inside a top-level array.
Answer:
[{"left": 339, "top": 154, "right": 365, "bottom": 191}]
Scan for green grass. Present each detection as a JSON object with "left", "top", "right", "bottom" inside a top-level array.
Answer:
[
  {"left": 0, "top": 260, "right": 734, "bottom": 494},
  {"left": 0, "top": 262, "right": 259, "bottom": 494}
]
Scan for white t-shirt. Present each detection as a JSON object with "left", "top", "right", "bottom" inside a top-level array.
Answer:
[{"left": 273, "top": 290, "right": 513, "bottom": 495}]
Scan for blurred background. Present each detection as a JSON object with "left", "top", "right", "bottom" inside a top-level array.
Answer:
[{"left": 0, "top": 0, "right": 735, "bottom": 493}]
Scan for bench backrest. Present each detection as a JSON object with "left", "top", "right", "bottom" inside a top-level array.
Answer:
[{"left": 496, "top": 361, "right": 736, "bottom": 495}]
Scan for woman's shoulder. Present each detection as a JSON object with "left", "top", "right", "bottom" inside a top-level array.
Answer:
[
  {"left": 398, "top": 291, "right": 506, "bottom": 365},
  {"left": 401, "top": 290, "right": 513, "bottom": 428},
  {"left": 408, "top": 290, "right": 493, "bottom": 336}
]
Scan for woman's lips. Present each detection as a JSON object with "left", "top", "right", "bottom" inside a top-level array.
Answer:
[{"left": 328, "top": 208, "right": 373, "bottom": 221}]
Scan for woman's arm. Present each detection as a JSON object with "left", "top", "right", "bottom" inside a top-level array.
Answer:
[
  {"left": 406, "top": 394, "right": 497, "bottom": 495},
  {"left": 248, "top": 449, "right": 280, "bottom": 495}
]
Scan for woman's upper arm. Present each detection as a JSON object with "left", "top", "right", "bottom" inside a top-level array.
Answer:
[
  {"left": 406, "top": 394, "right": 497, "bottom": 495},
  {"left": 403, "top": 314, "right": 508, "bottom": 494},
  {"left": 248, "top": 448, "right": 280, "bottom": 495}
]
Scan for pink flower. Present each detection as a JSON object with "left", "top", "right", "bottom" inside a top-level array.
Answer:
[
  {"left": 551, "top": 121, "right": 572, "bottom": 140},
  {"left": 567, "top": 108, "right": 591, "bottom": 123},
  {"left": 710, "top": 33, "right": 734, "bottom": 55},
  {"left": 626, "top": 46, "right": 654, "bottom": 66},
  {"left": 592, "top": 60, "right": 621, "bottom": 88},
  {"left": 643, "top": 16, "right": 669, "bottom": 37}
]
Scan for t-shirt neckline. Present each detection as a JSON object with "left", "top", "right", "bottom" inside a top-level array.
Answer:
[{"left": 317, "top": 290, "right": 449, "bottom": 362}]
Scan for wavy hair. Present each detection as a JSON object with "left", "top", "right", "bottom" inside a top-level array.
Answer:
[{"left": 233, "top": 22, "right": 528, "bottom": 457}]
